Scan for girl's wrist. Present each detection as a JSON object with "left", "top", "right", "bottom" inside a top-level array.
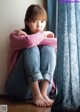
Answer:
[{"left": 40, "top": 31, "right": 46, "bottom": 38}]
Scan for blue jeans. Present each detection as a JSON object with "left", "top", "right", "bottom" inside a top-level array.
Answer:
[{"left": 6, "top": 46, "right": 56, "bottom": 100}]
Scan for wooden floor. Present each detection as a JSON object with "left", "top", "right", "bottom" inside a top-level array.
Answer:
[{"left": 0, "top": 96, "right": 51, "bottom": 112}]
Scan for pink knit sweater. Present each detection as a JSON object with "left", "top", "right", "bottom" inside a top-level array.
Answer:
[{"left": 8, "top": 31, "right": 57, "bottom": 76}]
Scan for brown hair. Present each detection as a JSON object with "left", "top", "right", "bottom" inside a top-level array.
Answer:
[{"left": 24, "top": 4, "right": 47, "bottom": 34}]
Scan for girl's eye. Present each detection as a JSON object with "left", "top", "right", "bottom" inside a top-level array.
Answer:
[
  {"left": 41, "top": 20, "right": 44, "bottom": 23},
  {"left": 41, "top": 20, "right": 46, "bottom": 23},
  {"left": 32, "top": 20, "right": 36, "bottom": 23}
]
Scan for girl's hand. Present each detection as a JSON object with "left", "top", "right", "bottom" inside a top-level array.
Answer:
[
  {"left": 15, "top": 30, "right": 27, "bottom": 36},
  {"left": 44, "top": 31, "right": 54, "bottom": 38}
]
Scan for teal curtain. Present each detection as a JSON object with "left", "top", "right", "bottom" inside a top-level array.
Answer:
[
  {"left": 47, "top": 0, "right": 57, "bottom": 36},
  {"left": 47, "top": 0, "right": 80, "bottom": 110}
]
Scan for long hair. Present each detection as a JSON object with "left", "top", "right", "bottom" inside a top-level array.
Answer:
[{"left": 24, "top": 4, "right": 47, "bottom": 34}]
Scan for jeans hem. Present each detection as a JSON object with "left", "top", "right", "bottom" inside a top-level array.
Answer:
[
  {"left": 43, "top": 73, "right": 52, "bottom": 83},
  {"left": 28, "top": 72, "right": 43, "bottom": 84}
]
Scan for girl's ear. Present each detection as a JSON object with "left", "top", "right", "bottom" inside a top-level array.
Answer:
[
  {"left": 24, "top": 19, "right": 29, "bottom": 25},
  {"left": 26, "top": 21, "right": 29, "bottom": 26}
]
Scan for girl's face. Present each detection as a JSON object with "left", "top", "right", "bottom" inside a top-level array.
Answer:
[{"left": 26, "top": 19, "right": 46, "bottom": 34}]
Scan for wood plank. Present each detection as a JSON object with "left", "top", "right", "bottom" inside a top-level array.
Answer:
[{"left": 0, "top": 95, "right": 51, "bottom": 112}]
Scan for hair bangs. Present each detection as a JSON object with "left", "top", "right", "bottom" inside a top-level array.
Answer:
[{"left": 29, "top": 9, "right": 47, "bottom": 21}]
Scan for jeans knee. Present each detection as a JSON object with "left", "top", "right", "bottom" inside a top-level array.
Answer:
[
  {"left": 41, "top": 46, "right": 56, "bottom": 58},
  {"left": 23, "top": 46, "right": 40, "bottom": 55},
  {"left": 42, "top": 46, "right": 54, "bottom": 52}
]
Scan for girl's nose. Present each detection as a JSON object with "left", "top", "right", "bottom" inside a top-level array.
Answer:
[{"left": 37, "top": 22, "right": 41, "bottom": 28}]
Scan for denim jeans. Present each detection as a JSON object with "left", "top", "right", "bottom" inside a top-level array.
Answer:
[{"left": 6, "top": 46, "right": 56, "bottom": 100}]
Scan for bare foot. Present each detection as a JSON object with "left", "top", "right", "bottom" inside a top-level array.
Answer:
[
  {"left": 32, "top": 95, "right": 47, "bottom": 107},
  {"left": 42, "top": 93, "right": 54, "bottom": 106}
]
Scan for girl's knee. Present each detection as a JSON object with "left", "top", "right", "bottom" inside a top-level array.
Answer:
[
  {"left": 42, "top": 46, "right": 55, "bottom": 52},
  {"left": 42, "top": 46, "right": 56, "bottom": 57},
  {"left": 23, "top": 46, "right": 40, "bottom": 54}
]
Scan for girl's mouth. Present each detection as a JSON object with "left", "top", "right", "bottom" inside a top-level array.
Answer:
[{"left": 36, "top": 29, "right": 42, "bottom": 32}]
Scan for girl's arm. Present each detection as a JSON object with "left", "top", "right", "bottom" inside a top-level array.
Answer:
[
  {"left": 10, "top": 31, "right": 45, "bottom": 50},
  {"left": 39, "top": 31, "right": 57, "bottom": 49},
  {"left": 40, "top": 38, "right": 57, "bottom": 50}
]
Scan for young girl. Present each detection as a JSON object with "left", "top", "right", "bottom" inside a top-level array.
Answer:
[{"left": 6, "top": 4, "right": 57, "bottom": 107}]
